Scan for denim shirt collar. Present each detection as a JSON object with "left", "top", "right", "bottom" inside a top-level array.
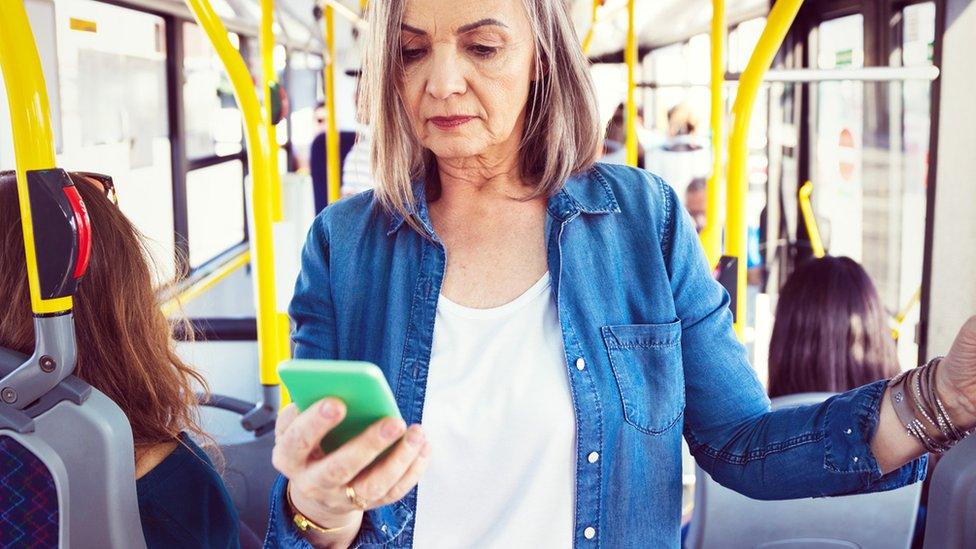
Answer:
[{"left": 385, "top": 165, "right": 621, "bottom": 236}]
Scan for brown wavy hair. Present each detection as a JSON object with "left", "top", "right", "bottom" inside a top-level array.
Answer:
[
  {"left": 0, "top": 171, "right": 208, "bottom": 457},
  {"left": 767, "top": 256, "right": 900, "bottom": 398}
]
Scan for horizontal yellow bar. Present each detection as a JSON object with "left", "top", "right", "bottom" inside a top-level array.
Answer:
[{"left": 160, "top": 250, "right": 251, "bottom": 316}]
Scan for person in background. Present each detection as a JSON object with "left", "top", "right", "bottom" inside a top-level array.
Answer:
[
  {"left": 0, "top": 172, "right": 239, "bottom": 548},
  {"left": 645, "top": 102, "right": 710, "bottom": 202},
  {"left": 341, "top": 74, "right": 376, "bottom": 198},
  {"left": 685, "top": 177, "right": 707, "bottom": 233},
  {"left": 767, "top": 256, "right": 900, "bottom": 397},
  {"left": 310, "top": 101, "right": 357, "bottom": 213}
]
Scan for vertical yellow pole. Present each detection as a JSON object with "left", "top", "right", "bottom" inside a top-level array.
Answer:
[
  {"left": 185, "top": 0, "right": 281, "bottom": 387},
  {"left": 625, "top": 0, "right": 638, "bottom": 166},
  {"left": 581, "top": 0, "right": 601, "bottom": 55},
  {"left": 259, "top": 0, "right": 291, "bottom": 402},
  {"left": 0, "top": 1, "right": 71, "bottom": 315},
  {"left": 323, "top": 4, "right": 341, "bottom": 203},
  {"left": 260, "top": 0, "right": 283, "bottom": 223},
  {"left": 726, "top": 0, "right": 804, "bottom": 338},
  {"left": 700, "top": 0, "right": 725, "bottom": 269}
]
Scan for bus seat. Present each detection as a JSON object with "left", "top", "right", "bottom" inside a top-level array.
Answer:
[
  {"left": 1, "top": 348, "right": 147, "bottom": 548},
  {"left": 922, "top": 432, "right": 976, "bottom": 548},
  {"left": 200, "top": 393, "right": 279, "bottom": 541},
  {"left": 685, "top": 392, "right": 922, "bottom": 549}
]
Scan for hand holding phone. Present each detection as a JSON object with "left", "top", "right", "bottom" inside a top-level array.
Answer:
[{"left": 272, "top": 359, "right": 431, "bottom": 542}]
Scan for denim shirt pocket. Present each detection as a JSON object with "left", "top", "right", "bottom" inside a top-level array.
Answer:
[{"left": 601, "top": 321, "right": 685, "bottom": 435}]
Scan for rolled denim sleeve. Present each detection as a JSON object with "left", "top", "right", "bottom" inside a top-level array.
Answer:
[
  {"left": 263, "top": 475, "right": 414, "bottom": 548},
  {"left": 652, "top": 174, "right": 926, "bottom": 499}
]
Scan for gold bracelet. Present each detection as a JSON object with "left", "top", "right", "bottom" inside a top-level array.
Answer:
[{"left": 287, "top": 484, "right": 358, "bottom": 535}]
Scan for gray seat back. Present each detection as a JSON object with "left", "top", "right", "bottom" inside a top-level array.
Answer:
[
  {"left": 685, "top": 392, "right": 922, "bottom": 549},
  {"left": 922, "top": 433, "right": 976, "bottom": 549},
  {"left": 2, "top": 350, "right": 147, "bottom": 549}
]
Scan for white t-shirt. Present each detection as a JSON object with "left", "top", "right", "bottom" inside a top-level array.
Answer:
[
  {"left": 340, "top": 130, "right": 374, "bottom": 196},
  {"left": 412, "top": 273, "right": 576, "bottom": 548}
]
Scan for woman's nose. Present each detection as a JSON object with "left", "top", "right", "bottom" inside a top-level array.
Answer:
[{"left": 425, "top": 47, "right": 467, "bottom": 100}]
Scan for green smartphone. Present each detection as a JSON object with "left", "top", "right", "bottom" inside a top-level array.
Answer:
[{"left": 277, "top": 359, "right": 402, "bottom": 455}]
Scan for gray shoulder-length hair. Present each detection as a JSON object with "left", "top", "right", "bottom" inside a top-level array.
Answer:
[{"left": 360, "top": 0, "right": 602, "bottom": 227}]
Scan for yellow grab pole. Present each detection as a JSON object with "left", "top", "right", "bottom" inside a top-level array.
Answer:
[
  {"left": 260, "top": 0, "right": 283, "bottom": 222},
  {"left": 700, "top": 0, "right": 725, "bottom": 269},
  {"left": 625, "top": 0, "right": 638, "bottom": 166},
  {"left": 259, "top": 0, "right": 293, "bottom": 388},
  {"left": 581, "top": 0, "right": 601, "bottom": 55},
  {"left": 185, "top": 0, "right": 282, "bottom": 386},
  {"left": 726, "top": 0, "right": 804, "bottom": 338},
  {"left": 0, "top": 2, "right": 71, "bottom": 315},
  {"left": 798, "top": 181, "right": 825, "bottom": 258},
  {"left": 323, "top": 4, "right": 341, "bottom": 203}
]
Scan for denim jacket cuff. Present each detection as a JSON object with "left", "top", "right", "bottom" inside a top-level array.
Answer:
[
  {"left": 824, "top": 379, "right": 928, "bottom": 492},
  {"left": 265, "top": 474, "right": 414, "bottom": 548}
]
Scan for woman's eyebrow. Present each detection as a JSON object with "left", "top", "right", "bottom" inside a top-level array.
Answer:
[
  {"left": 400, "top": 18, "right": 508, "bottom": 36},
  {"left": 457, "top": 18, "right": 508, "bottom": 34}
]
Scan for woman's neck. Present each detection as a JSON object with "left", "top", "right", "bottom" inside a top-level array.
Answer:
[{"left": 134, "top": 439, "right": 179, "bottom": 479}]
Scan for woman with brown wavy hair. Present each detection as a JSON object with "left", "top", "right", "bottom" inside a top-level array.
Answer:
[{"left": 0, "top": 171, "right": 239, "bottom": 548}]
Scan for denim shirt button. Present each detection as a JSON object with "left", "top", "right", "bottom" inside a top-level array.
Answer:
[
  {"left": 381, "top": 524, "right": 388, "bottom": 533},
  {"left": 575, "top": 358, "right": 586, "bottom": 371},
  {"left": 588, "top": 452, "right": 600, "bottom": 463},
  {"left": 845, "top": 428, "right": 853, "bottom": 435},
  {"left": 584, "top": 527, "right": 597, "bottom": 540},
  {"left": 853, "top": 456, "right": 859, "bottom": 463}
]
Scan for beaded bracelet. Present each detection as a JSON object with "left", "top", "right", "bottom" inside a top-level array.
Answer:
[{"left": 889, "top": 357, "right": 970, "bottom": 454}]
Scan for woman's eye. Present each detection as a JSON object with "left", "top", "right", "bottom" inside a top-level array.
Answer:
[
  {"left": 468, "top": 44, "right": 498, "bottom": 58},
  {"left": 401, "top": 47, "right": 426, "bottom": 62}
]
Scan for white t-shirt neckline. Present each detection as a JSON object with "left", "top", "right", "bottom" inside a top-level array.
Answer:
[{"left": 436, "top": 272, "right": 551, "bottom": 320}]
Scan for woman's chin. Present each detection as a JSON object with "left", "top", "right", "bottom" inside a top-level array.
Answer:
[{"left": 424, "top": 137, "right": 487, "bottom": 161}]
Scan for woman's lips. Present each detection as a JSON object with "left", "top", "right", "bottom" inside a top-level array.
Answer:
[{"left": 429, "top": 116, "right": 474, "bottom": 129}]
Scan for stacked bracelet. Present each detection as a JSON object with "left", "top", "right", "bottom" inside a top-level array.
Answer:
[{"left": 889, "top": 357, "right": 972, "bottom": 454}]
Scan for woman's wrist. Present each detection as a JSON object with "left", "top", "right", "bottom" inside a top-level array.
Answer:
[
  {"left": 287, "top": 482, "right": 363, "bottom": 547},
  {"left": 935, "top": 362, "right": 976, "bottom": 432}
]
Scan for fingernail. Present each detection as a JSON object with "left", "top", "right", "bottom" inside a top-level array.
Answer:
[
  {"left": 319, "top": 400, "right": 338, "bottom": 420},
  {"left": 406, "top": 428, "right": 425, "bottom": 447},
  {"left": 382, "top": 419, "right": 404, "bottom": 440}
]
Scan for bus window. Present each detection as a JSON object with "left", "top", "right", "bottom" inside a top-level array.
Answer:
[
  {"left": 183, "top": 23, "right": 244, "bottom": 159},
  {"left": 813, "top": 14, "right": 864, "bottom": 262},
  {"left": 53, "top": 0, "right": 176, "bottom": 283},
  {"left": 186, "top": 160, "right": 245, "bottom": 268}
]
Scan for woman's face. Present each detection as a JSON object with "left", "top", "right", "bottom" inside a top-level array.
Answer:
[{"left": 398, "top": 0, "right": 536, "bottom": 161}]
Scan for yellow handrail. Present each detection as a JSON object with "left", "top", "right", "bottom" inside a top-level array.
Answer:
[
  {"left": 726, "top": 0, "right": 804, "bottom": 339},
  {"left": 624, "top": 0, "right": 638, "bottom": 166},
  {"left": 891, "top": 287, "right": 922, "bottom": 340},
  {"left": 0, "top": 2, "right": 71, "bottom": 315},
  {"left": 160, "top": 250, "right": 251, "bottom": 316},
  {"left": 184, "top": 0, "right": 283, "bottom": 386},
  {"left": 798, "top": 181, "right": 825, "bottom": 258},
  {"left": 261, "top": 0, "right": 283, "bottom": 223},
  {"left": 700, "top": 0, "right": 726, "bottom": 269},
  {"left": 322, "top": 3, "right": 341, "bottom": 204},
  {"left": 581, "top": 0, "right": 601, "bottom": 55}
]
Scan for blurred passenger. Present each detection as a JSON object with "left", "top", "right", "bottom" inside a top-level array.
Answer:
[
  {"left": 310, "top": 101, "right": 357, "bottom": 213},
  {"left": 600, "top": 103, "right": 643, "bottom": 166},
  {"left": 341, "top": 76, "right": 376, "bottom": 198},
  {"left": 768, "top": 256, "right": 899, "bottom": 397},
  {"left": 0, "top": 172, "right": 239, "bottom": 548},
  {"left": 685, "top": 177, "right": 707, "bottom": 233},
  {"left": 646, "top": 102, "right": 710, "bottom": 202}
]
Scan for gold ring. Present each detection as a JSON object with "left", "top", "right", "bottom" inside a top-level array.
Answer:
[{"left": 345, "top": 485, "right": 368, "bottom": 510}]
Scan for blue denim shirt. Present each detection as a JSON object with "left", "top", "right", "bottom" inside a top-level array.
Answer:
[{"left": 265, "top": 163, "right": 925, "bottom": 548}]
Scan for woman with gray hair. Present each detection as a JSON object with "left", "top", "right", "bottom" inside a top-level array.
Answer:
[{"left": 266, "top": 0, "right": 976, "bottom": 547}]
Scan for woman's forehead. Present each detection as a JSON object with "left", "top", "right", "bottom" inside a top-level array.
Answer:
[{"left": 402, "top": 0, "right": 530, "bottom": 35}]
